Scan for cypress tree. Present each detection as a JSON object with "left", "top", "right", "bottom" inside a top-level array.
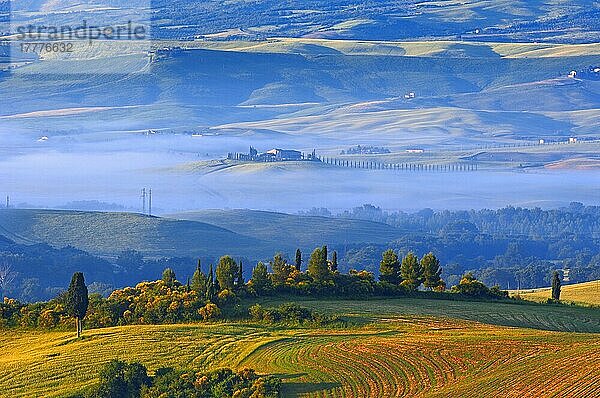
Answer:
[
  {"left": 237, "top": 261, "right": 244, "bottom": 288},
  {"left": 295, "top": 249, "right": 302, "bottom": 271},
  {"left": 330, "top": 251, "right": 338, "bottom": 272},
  {"left": 66, "top": 272, "right": 88, "bottom": 338},
  {"left": 191, "top": 260, "right": 208, "bottom": 296},
  {"left": 551, "top": 271, "right": 561, "bottom": 301},
  {"left": 379, "top": 249, "right": 401, "bottom": 285},
  {"left": 308, "top": 247, "right": 330, "bottom": 282},
  {"left": 206, "top": 264, "right": 215, "bottom": 301},
  {"left": 162, "top": 268, "right": 176, "bottom": 287}
]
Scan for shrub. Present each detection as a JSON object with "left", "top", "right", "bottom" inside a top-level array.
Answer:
[
  {"left": 79, "top": 361, "right": 282, "bottom": 398},
  {"left": 198, "top": 303, "right": 221, "bottom": 321}
]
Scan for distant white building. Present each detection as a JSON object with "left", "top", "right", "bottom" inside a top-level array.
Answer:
[
  {"left": 539, "top": 139, "right": 545, "bottom": 144},
  {"left": 265, "top": 148, "right": 302, "bottom": 160}
]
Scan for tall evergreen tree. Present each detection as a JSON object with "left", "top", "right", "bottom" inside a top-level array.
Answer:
[
  {"left": 250, "top": 262, "right": 272, "bottom": 293},
  {"left": 206, "top": 264, "right": 215, "bottom": 301},
  {"left": 237, "top": 261, "right": 244, "bottom": 288},
  {"left": 421, "top": 252, "right": 442, "bottom": 290},
  {"left": 66, "top": 272, "right": 88, "bottom": 338},
  {"left": 162, "top": 268, "right": 176, "bottom": 287},
  {"left": 330, "top": 251, "right": 338, "bottom": 272},
  {"left": 551, "top": 271, "right": 562, "bottom": 301},
  {"left": 321, "top": 245, "right": 328, "bottom": 268},
  {"left": 400, "top": 252, "right": 422, "bottom": 291},
  {"left": 295, "top": 249, "right": 302, "bottom": 271},
  {"left": 308, "top": 247, "right": 329, "bottom": 282},
  {"left": 270, "top": 253, "right": 290, "bottom": 284},
  {"left": 379, "top": 249, "right": 401, "bottom": 285},
  {"left": 191, "top": 260, "right": 208, "bottom": 296},
  {"left": 216, "top": 255, "right": 238, "bottom": 291}
]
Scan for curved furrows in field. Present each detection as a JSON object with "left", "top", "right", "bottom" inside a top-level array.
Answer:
[
  {"left": 513, "top": 345, "right": 600, "bottom": 398},
  {"left": 240, "top": 334, "right": 494, "bottom": 398},
  {"left": 428, "top": 341, "right": 600, "bottom": 398},
  {"left": 4, "top": 329, "right": 232, "bottom": 396},
  {"left": 463, "top": 310, "right": 597, "bottom": 333}
]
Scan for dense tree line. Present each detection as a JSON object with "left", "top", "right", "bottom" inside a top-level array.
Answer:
[
  {"left": 3, "top": 204, "right": 599, "bottom": 302},
  {"left": 297, "top": 204, "right": 600, "bottom": 289},
  {"left": 1, "top": 247, "right": 509, "bottom": 333},
  {"left": 70, "top": 360, "right": 281, "bottom": 398},
  {"left": 335, "top": 203, "right": 600, "bottom": 238}
]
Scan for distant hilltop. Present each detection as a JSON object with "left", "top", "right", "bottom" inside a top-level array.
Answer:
[{"left": 227, "top": 146, "right": 319, "bottom": 162}]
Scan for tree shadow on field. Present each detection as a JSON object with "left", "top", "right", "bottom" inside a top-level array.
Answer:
[
  {"left": 282, "top": 382, "right": 342, "bottom": 397},
  {"left": 277, "top": 373, "right": 342, "bottom": 397}
]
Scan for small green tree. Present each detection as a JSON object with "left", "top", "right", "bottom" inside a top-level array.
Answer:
[
  {"left": 206, "top": 264, "right": 215, "bottom": 301},
  {"left": 191, "top": 260, "right": 208, "bottom": 296},
  {"left": 162, "top": 268, "right": 177, "bottom": 287},
  {"left": 421, "top": 252, "right": 443, "bottom": 290},
  {"left": 90, "top": 360, "right": 150, "bottom": 398},
  {"left": 308, "top": 247, "right": 330, "bottom": 282},
  {"left": 379, "top": 249, "right": 401, "bottom": 285},
  {"left": 237, "top": 261, "right": 245, "bottom": 288},
  {"left": 66, "top": 272, "right": 89, "bottom": 338},
  {"left": 216, "top": 256, "right": 238, "bottom": 292},
  {"left": 295, "top": 249, "right": 302, "bottom": 271},
  {"left": 400, "top": 252, "right": 422, "bottom": 291},
  {"left": 451, "top": 272, "right": 490, "bottom": 297},
  {"left": 330, "top": 251, "right": 338, "bottom": 272},
  {"left": 270, "top": 253, "right": 291, "bottom": 285},
  {"left": 250, "top": 262, "right": 272, "bottom": 293},
  {"left": 551, "top": 271, "right": 561, "bottom": 301}
]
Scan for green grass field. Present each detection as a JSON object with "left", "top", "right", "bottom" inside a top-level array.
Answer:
[
  {"left": 1, "top": 297, "right": 598, "bottom": 398},
  {"left": 514, "top": 280, "right": 600, "bottom": 306}
]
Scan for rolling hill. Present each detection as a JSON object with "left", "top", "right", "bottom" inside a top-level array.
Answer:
[
  {"left": 7, "top": 0, "right": 600, "bottom": 43},
  {"left": 0, "top": 209, "right": 404, "bottom": 259},
  {"left": 1, "top": 297, "right": 598, "bottom": 397},
  {"left": 168, "top": 209, "right": 404, "bottom": 249},
  {"left": 514, "top": 280, "right": 600, "bottom": 306},
  {"left": 0, "top": 209, "right": 267, "bottom": 258}
]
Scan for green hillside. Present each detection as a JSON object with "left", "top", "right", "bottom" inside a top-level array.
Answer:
[
  {"left": 169, "top": 209, "right": 403, "bottom": 249},
  {"left": 514, "top": 280, "right": 600, "bottom": 306},
  {"left": 0, "top": 209, "right": 403, "bottom": 259},
  {"left": 0, "top": 209, "right": 267, "bottom": 258}
]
